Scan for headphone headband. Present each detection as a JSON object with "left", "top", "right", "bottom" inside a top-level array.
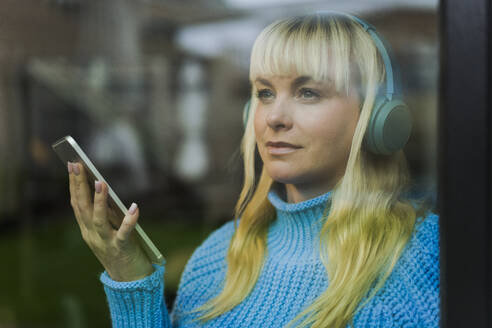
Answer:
[{"left": 316, "top": 11, "right": 400, "bottom": 100}]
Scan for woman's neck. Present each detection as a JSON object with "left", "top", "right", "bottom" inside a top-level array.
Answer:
[{"left": 282, "top": 182, "right": 337, "bottom": 203}]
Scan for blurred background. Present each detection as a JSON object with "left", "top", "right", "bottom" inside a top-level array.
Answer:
[{"left": 0, "top": 0, "right": 438, "bottom": 327}]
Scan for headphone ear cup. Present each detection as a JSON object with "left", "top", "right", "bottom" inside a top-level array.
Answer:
[
  {"left": 364, "top": 96, "right": 412, "bottom": 155},
  {"left": 243, "top": 99, "right": 251, "bottom": 128}
]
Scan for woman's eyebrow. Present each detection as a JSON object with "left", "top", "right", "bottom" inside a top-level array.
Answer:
[
  {"left": 254, "top": 76, "right": 312, "bottom": 86},
  {"left": 291, "top": 76, "right": 313, "bottom": 89},
  {"left": 293, "top": 76, "right": 333, "bottom": 87},
  {"left": 254, "top": 77, "right": 273, "bottom": 87},
  {"left": 254, "top": 76, "right": 327, "bottom": 89}
]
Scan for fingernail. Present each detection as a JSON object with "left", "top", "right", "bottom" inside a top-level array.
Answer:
[
  {"left": 67, "top": 162, "right": 73, "bottom": 174},
  {"left": 73, "top": 163, "right": 80, "bottom": 176},
  {"left": 129, "top": 203, "right": 137, "bottom": 215},
  {"left": 95, "top": 180, "right": 102, "bottom": 193}
]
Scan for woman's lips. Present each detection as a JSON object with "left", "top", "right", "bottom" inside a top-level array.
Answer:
[{"left": 266, "top": 141, "right": 301, "bottom": 155}]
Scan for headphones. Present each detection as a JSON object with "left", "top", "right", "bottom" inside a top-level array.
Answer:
[{"left": 242, "top": 11, "right": 412, "bottom": 155}]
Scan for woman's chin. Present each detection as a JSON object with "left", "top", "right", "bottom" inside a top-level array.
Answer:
[{"left": 266, "top": 169, "right": 303, "bottom": 185}]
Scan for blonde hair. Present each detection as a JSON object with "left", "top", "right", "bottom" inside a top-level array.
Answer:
[{"left": 191, "top": 12, "right": 427, "bottom": 327}]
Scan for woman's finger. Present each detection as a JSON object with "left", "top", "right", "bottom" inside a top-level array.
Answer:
[
  {"left": 92, "top": 180, "right": 113, "bottom": 240},
  {"left": 115, "top": 203, "right": 139, "bottom": 245},
  {"left": 107, "top": 205, "right": 120, "bottom": 230},
  {"left": 68, "top": 162, "right": 83, "bottom": 224},
  {"left": 73, "top": 162, "right": 94, "bottom": 221}
]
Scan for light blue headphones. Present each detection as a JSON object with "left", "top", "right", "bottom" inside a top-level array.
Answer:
[{"left": 243, "top": 11, "right": 412, "bottom": 155}]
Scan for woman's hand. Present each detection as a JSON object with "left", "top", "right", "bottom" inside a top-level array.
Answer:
[{"left": 67, "top": 161, "right": 154, "bottom": 282}]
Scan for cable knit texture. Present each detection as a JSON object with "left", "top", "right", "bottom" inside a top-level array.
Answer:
[{"left": 100, "top": 189, "right": 440, "bottom": 327}]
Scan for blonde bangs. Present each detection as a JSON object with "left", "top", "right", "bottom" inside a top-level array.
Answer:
[{"left": 249, "top": 14, "right": 356, "bottom": 97}]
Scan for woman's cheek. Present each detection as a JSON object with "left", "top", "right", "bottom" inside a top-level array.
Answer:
[{"left": 254, "top": 109, "right": 265, "bottom": 132}]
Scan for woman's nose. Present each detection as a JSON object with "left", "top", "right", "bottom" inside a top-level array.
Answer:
[{"left": 265, "top": 99, "right": 293, "bottom": 130}]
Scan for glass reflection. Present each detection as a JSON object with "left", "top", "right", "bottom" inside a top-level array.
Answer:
[{"left": 0, "top": 1, "right": 438, "bottom": 326}]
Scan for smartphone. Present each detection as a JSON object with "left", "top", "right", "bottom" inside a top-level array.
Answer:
[{"left": 52, "top": 135, "right": 164, "bottom": 265}]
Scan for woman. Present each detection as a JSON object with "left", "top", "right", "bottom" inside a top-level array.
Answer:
[{"left": 67, "top": 11, "right": 439, "bottom": 327}]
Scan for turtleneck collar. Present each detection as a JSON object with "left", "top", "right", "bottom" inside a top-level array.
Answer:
[{"left": 266, "top": 187, "right": 333, "bottom": 264}]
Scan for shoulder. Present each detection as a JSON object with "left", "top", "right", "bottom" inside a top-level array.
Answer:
[
  {"left": 383, "top": 211, "right": 440, "bottom": 326},
  {"left": 356, "top": 211, "right": 440, "bottom": 326},
  {"left": 185, "top": 219, "right": 237, "bottom": 269},
  {"left": 408, "top": 210, "right": 440, "bottom": 259},
  {"left": 180, "top": 219, "right": 237, "bottom": 282},
  {"left": 394, "top": 210, "right": 440, "bottom": 280},
  {"left": 171, "top": 220, "right": 237, "bottom": 315},
  {"left": 397, "top": 210, "right": 440, "bottom": 294}
]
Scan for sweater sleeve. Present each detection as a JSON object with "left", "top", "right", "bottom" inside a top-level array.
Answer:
[
  {"left": 100, "top": 262, "right": 172, "bottom": 328},
  {"left": 99, "top": 219, "right": 236, "bottom": 328}
]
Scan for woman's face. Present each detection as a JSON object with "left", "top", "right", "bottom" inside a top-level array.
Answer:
[{"left": 254, "top": 74, "right": 361, "bottom": 198}]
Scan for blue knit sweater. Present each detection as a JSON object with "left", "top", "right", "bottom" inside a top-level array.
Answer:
[{"left": 100, "top": 189, "right": 440, "bottom": 327}]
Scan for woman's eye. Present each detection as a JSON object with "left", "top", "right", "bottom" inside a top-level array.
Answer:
[
  {"left": 256, "top": 89, "right": 274, "bottom": 99},
  {"left": 298, "top": 88, "right": 320, "bottom": 99}
]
